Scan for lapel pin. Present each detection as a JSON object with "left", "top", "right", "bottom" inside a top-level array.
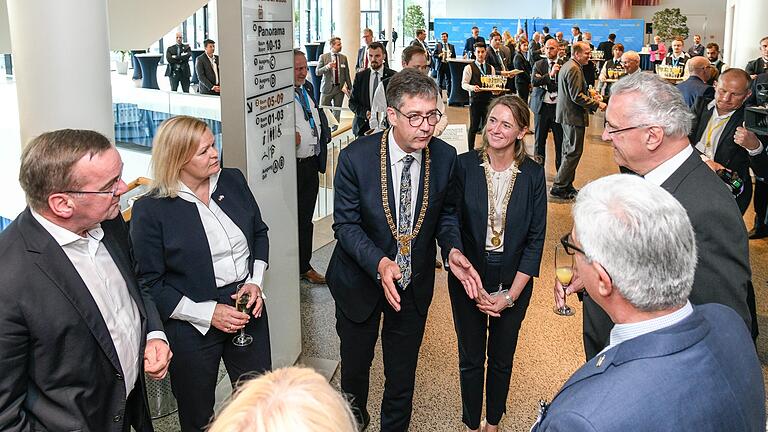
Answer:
[
  {"left": 218, "top": 195, "right": 225, "bottom": 202},
  {"left": 595, "top": 354, "right": 605, "bottom": 368}
]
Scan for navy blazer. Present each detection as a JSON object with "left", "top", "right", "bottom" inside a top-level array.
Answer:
[
  {"left": 327, "top": 131, "right": 462, "bottom": 322},
  {"left": 130, "top": 168, "right": 269, "bottom": 321},
  {"left": 675, "top": 75, "right": 714, "bottom": 108},
  {"left": 534, "top": 304, "right": 765, "bottom": 431},
  {"left": 0, "top": 210, "right": 160, "bottom": 431},
  {"left": 446, "top": 152, "right": 546, "bottom": 290}
]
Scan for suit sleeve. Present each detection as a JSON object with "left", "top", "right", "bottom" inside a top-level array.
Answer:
[
  {"left": 437, "top": 154, "right": 464, "bottom": 259},
  {"left": 538, "top": 411, "right": 599, "bottom": 432},
  {"left": 196, "top": 58, "right": 214, "bottom": 90},
  {"left": 0, "top": 290, "right": 31, "bottom": 431},
  {"left": 165, "top": 46, "right": 176, "bottom": 65},
  {"left": 688, "top": 99, "right": 705, "bottom": 144},
  {"left": 348, "top": 74, "right": 364, "bottom": 116},
  {"left": 344, "top": 58, "right": 353, "bottom": 89},
  {"left": 130, "top": 199, "right": 184, "bottom": 321},
  {"left": 332, "top": 149, "right": 387, "bottom": 279},
  {"left": 745, "top": 60, "right": 756, "bottom": 76},
  {"left": 565, "top": 66, "right": 599, "bottom": 110},
  {"left": 316, "top": 54, "right": 330, "bottom": 75},
  {"left": 518, "top": 166, "right": 547, "bottom": 277}
]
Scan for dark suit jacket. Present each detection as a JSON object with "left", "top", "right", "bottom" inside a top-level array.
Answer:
[
  {"left": 556, "top": 58, "right": 599, "bottom": 127},
  {"left": 164, "top": 43, "right": 191, "bottom": 78},
  {"left": 327, "top": 131, "right": 462, "bottom": 323},
  {"left": 676, "top": 75, "right": 714, "bottom": 107},
  {"left": 530, "top": 57, "right": 561, "bottom": 114},
  {"left": 486, "top": 46, "right": 506, "bottom": 72},
  {"left": 297, "top": 80, "right": 330, "bottom": 174},
  {"left": 348, "top": 67, "right": 396, "bottom": 136},
  {"left": 596, "top": 40, "right": 614, "bottom": 62},
  {"left": 464, "top": 36, "right": 486, "bottom": 58},
  {"left": 535, "top": 304, "right": 765, "bottom": 431},
  {"left": 689, "top": 98, "right": 768, "bottom": 212},
  {"left": 0, "top": 209, "right": 161, "bottom": 432},
  {"left": 746, "top": 72, "right": 768, "bottom": 106},
  {"left": 513, "top": 52, "right": 532, "bottom": 91},
  {"left": 661, "top": 150, "right": 753, "bottom": 329},
  {"left": 130, "top": 168, "right": 269, "bottom": 321},
  {"left": 745, "top": 57, "right": 768, "bottom": 76},
  {"left": 433, "top": 42, "right": 456, "bottom": 66},
  {"left": 195, "top": 53, "right": 220, "bottom": 95},
  {"left": 356, "top": 46, "right": 367, "bottom": 70},
  {"left": 446, "top": 153, "right": 546, "bottom": 291},
  {"left": 688, "top": 43, "right": 705, "bottom": 57},
  {"left": 528, "top": 40, "right": 543, "bottom": 64}
]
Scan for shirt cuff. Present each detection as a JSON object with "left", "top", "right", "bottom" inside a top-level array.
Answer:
[
  {"left": 747, "top": 142, "right": 764, "bottom": 156},
  {"left": 146, "top": 331, "right": 168, "bottom": 344},
  {"left": 245, "top": 259, "right": 268, "bottom": 299},
  {"left": 170, "top": 297, "right": 217, "bottom": 335}
]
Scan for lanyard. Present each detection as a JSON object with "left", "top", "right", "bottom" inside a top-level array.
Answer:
[
  {"left": 295, "top": 86, "right": 316, "bottom": 131},
  {"left": 704, "top": 116, "right": 730, "bottom": 158},
  {"left": 476, "top": 61, "right": 487, "bottom": 76}
]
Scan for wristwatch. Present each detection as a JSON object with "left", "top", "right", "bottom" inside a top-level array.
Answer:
[{"left": 504, "top": 292, "right": 515, "bottom": 308}]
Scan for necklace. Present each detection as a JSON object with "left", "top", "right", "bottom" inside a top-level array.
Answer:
[
  {"left": 380, "top": 128, "right": 430, "bottom": 255},
  {"left": 482, "top": 150, "right": 519, "bottom": 248}
]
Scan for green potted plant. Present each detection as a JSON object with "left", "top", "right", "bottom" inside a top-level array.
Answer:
[
  {"left": 114, "top": 50, "right": 130, "bottom": 75},
  {"left": 652, "top": 8, "right": 689, "bottom": 42}
]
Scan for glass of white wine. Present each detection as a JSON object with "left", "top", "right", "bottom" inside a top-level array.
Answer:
[
  {"left": 233, "top": 283, "right": 254, "bottom": 347},
  {"left": 554, "top": 243, "right": 575, "bottom": 316}
]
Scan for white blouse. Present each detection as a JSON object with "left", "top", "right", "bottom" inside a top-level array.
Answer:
[{"left": 482, "top": 161, "right": 519, "bottom": 252}]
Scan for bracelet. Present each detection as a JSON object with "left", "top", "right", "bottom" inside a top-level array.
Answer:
[{"left": 504, "top": 292, "right": 515, "bottom": 308}]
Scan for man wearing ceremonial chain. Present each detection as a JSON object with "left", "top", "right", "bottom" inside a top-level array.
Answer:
[{"left": 327, "top": 68, "right": 482, "bottom": 432}]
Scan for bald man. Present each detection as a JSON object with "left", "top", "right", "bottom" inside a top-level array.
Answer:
[
  {"left": 676, "top": 56, "right": 715, "bottom": 107},
  {"left": 165, "top": 32, "right": 192, "bottom": 92}
]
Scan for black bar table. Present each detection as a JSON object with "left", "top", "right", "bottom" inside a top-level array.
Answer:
[
  {"left": 448, "top": 58, "right": 473, "bottom": 106},
  {"left": 136, "top": 53, "right": 163, "bottom": 90}
]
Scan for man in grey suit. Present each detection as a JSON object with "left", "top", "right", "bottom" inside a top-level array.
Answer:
[
  {"left": 550, "top": 41, "right": 605, "bottom": 199},
  {"left": 195, "top": 39, "right": 220, "bottom": 95},
  {"left": 537, "top": 173, "right": 764, "bottom": 432},
  {"left": 316, "top": 37, "right": 352, "bottom": 122},
  {"left": 556, "top": 72, "right": 755, "bottom": 359}
]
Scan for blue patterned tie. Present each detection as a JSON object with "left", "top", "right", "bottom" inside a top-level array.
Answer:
[{"left": 396, "top": 155, "right": 415, "bottom": 289}]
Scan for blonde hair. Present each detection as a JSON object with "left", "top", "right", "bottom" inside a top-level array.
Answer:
[
  {"left": 208, "top": 367, "right": 357, "bottom": 432},
  {"left": 148, "top": 116, "right": 210, "bottom": 198},
  {"left": 481, "top": 95, "right": 530, "bottom": 166}
]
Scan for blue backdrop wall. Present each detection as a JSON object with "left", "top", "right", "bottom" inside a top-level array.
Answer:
[{"left": 433, "top": 18, "right": 645, "bottom": 55}]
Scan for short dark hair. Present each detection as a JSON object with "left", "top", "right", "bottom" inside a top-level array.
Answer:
[
  {"left": 402, "top": 45, "right": 427, "bottom": 64},
  {"left": 329, "top": 36, "right": 341, "bottom": 45},
  {"left": 489, "top": 32, "right": 501, "bottom": 41},
  {"left": 608, "top": 33, "right": 616, "bottom": 41},
  {"left": 367, "top": 41, "right": 385, "bottom": 54},
  {"left": 706, "top": 42, "right": 720, "bottom": 51},
  {"left": 415, "top": 29, "right": 426, "bottom": 37},
  {"left": 20, "top": 129, "right": 113, "bottom": 211},
  {"left": 441, "top": 32, "right": 448, "bottom": 37},
  {"left": 761, "top": 36, "right": 768, "bottom": 45},
  {"left": 385, "top": 68, "right": 437, "bottom": 110},
  {"left": 572, "top": 26, "right": 580, "bottom": 32},
  {"left": 474, "top": 42, "right": 486, "bottom": 51},
  {"left": 203, "top": 39, "right": 215, "bottom": 48},
  {"left": 543, "top": 26, "right": 550, "bottom": 33},
  {"left": 471, "top": 26, "right": 479, "bottom": 31}
]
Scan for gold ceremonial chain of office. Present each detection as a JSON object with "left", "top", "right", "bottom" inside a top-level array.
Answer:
[
  {"left": 482, "top": 150, "right": 518, "bottom": 248},
  {"left": 380, "top": 128, "right": 430, "bottom": 256}
]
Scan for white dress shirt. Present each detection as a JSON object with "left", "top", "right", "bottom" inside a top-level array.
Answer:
[
  {"left": 389, "top": 131, "right": 422, "bottom": 226},
  {"left": 369, "top": 66, "right": 384, "bottom": 108},
  {"left": 695, "top": 100, "right": 764, "bottom": 159},
  {"left": 170, "top": 170, "right": 268, "bottom": 335},
  {"left": 481, "top": 160, "right": 519, "bottom": 252},
  {"left": 207, "top": 54, "right": 219, "bottom": 85},
  {"left": 369, "top": 83, "right": 448, "bottom": 136},
  {"left": 462, "top": 62, "right": 495, "bottom": 94},
  {"left": 31, "top": 210, "right": 166, "bottom": 394},
  {"left": 294, "top": 85, "right": 321, "bottom": 158},
  {"left": 601, "top": 301, "right": 693, "bottom": 355},
  {"left": 643, "top": 145, "right": 693, "bottom": 186}
]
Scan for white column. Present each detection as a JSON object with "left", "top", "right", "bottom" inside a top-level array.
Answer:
[
  {"left": 7, "top": 0, "right": 113, "bottom": 146},
  {"left": 725, "top": 0, "right": 765, "bottom": 71},
  {"left": 382, "top": 0, "right": 393, "bottom": 60},
  {"left": 336, "top": 0, "right": 360, "bottom": 78}
]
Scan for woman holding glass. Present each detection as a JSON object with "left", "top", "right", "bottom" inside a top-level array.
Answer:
[
  {"left": 447, "top": 95, "right": 546, "bottom": 432},
  {"left": 130, "top": 116, "right": 271, "bottom": 432},
  {"left": 513, "top": 38, "right": 532, "bottom": 104}
]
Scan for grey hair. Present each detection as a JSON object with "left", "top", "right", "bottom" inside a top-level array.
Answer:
[
  {"left": 573, "top": 174, "right": 697, "bottom": 312},
  {"left": 609, "top": 71, "right": 693, "bottom": 138},
  {"left": 385, "top": 68, "right": 438, "bottom": 109}
]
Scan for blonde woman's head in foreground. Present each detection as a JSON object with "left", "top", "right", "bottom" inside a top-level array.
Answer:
[{"left": 207, "top": 367, "right": 357, "bottom": 432}]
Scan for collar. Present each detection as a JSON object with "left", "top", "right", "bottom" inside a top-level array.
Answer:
[
  {"left": 370, "top": 65, "right": 384, "bottom": 74},
  {"left": 388, "top": 130, "right": 423, "bottom": 167},
  {"left": 707, "top": 98, "right": 736, "bottom": 119},
  {"left": 480, "top": 159, "right": 520, "bottom": 175},
  {"left": 475, "top": 61, "right": 486, "bottom": 68},
  {"left": 608, "top": 301, "right": 693, "bottom": 349},
  {"left": 207, "top": 53, "right": 215, "bottom": 60},
  {"left": 643, "top": 145, "right": 693, "bottom": 186},
  {"left": 30, "top": 208, "right": 102, "bottom": 246},
  {"left": 177, "top": 169, "right": 222, "bottom": 203}
]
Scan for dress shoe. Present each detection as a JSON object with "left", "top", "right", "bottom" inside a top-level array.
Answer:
[
  {"left": 300, "top": 268, "right": 326, "bottom": 284},
  {"left": 748, "top": 226, "right": 768, "bottom": 239},
  {"left": 549, "top": 187, "right": 577, "bottom": 200}
]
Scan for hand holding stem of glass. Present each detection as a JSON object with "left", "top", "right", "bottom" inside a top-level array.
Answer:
[
  {"left": 554, "top": 244, "right": 575, "bottom": 316},
  {"left": 233, "top": 285, "right": 254, "bottom": 346}
]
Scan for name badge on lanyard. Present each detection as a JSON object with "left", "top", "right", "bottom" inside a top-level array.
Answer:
[{"left": 296, "top": 87, "right": 318, "bottom": 137}]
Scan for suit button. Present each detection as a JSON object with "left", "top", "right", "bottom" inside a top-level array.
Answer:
[
  {"left": 116, "top": 373, "right": 123, "bottom": 380},
  {"left": 113, "top": 415, "right": 122, "bottom": 422}
]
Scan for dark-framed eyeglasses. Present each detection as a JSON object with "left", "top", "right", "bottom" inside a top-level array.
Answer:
[
  {"left": 604, "top": 123, "right": 651, "bottom": 136},
  {"left": 392, "top": 107, "right": 442, "bottom": 127},
  {"left": 61, "top": 178, "right": 122, "bottom": 197},
  {"left": 560, "top": 233, "right": 585, "bottom": 256}
]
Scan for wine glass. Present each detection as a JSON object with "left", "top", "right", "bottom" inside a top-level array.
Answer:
[
  {"left": 233, "top": 283, "right": 254, "bottom": 347},
  {"left": 554, "top": 243, "right": 575, "bottom": 316}
]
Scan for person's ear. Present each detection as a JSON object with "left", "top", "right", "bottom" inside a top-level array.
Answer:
[
  {"left": 386, "top": 107, "right": 398, "bottom": 128},
  {"left": 593, "top": 261, "right": 613, "bottom": 297},
  {"left": 645, "top": 125, "right": 664, "bottom": 152},
  {"left": 48, "top": 193, "right": 75, "bottom": 219}
]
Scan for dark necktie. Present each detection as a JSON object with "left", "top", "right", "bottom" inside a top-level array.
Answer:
[{"left": 396, "top": 155, "right": 415, "bottom": 288}]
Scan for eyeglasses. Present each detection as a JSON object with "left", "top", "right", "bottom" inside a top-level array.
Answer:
[
  {"left": 392, "top": 107, "right": 442, "bottom": 127},
  {"left": 62, "top": 178, "right": 122, "bottom": 197},
  {"left": 560, "top": 233, "right": 585, "bottom": 256},
  {"left": 604, "top": 123, "right": 651, "bottom": 136}
]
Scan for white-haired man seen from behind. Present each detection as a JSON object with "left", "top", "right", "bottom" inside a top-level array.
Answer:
[
  {"left": 556, "top": 72, "right": 755, "bottom": 360},
  {"left": 535, "top": 174, "right": 764, "bottom": 431}
]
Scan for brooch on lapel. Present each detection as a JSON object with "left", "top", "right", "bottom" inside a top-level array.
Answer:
[{"left": 218, "top": 195, "right": 225, "bottom": 202}]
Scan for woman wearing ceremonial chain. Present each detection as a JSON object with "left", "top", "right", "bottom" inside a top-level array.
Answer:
[{"left": 446, "top": 95, "right": 547, "bottom": 432}]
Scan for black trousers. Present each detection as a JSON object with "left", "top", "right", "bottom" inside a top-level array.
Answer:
[
  {"left": 467, "top": 99, "right": 491, "bottom": 151},
  {"left": 167, "top": 282, "right": 272, "bottom": 432},
  {"left": 581, "top": 294, "right": 613, "bottom": 361},
  {"left": 297, "top": 156, "right": 320, "bottom": 274},
  {"left": 169, "top": 73, "right": 190, "bottom": 93},
  {"left": 752, "top": 178, "right": 768, "bottom": 229},
  {"left": 448, "top": 252, "right": 532, "bottom": 429},
  {"left": 516, "top": 81, "right": 530, "bottom": 105},
  {"left": 534, "top": 103, "right": 563, "bottom": 170},
  {"left": 438, "top": 63, "right": 451, "bottom": 94},
  {"left": 336, "top": 286, "right": 427, "bottom": 432}
]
